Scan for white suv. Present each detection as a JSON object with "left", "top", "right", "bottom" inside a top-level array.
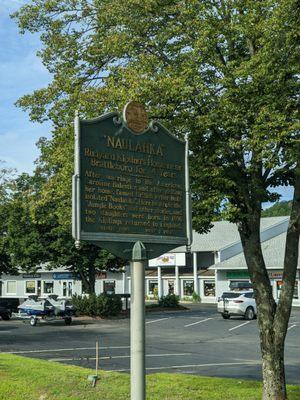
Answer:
[{"left": 217, "top": 291, "right": 257, "bottom": 320}]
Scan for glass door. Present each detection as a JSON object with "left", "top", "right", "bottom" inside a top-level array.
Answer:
[
  {"left": 168, "top": 280, "right": 175, "bottom": 295},
  {"left": 62, "top": 281, "right": 73, "bottom": 297}
]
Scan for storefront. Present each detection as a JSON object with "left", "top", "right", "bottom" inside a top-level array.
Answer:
[
  {"left": 214, "top": 268, "right": 300, "bottom": 306},
  {"left": 199, "top": 271, "right": 216, "bottom": 303},
  {"left": 268, "top": 271, "right": 299, "bottom": 302},
  {"left": 1, "top": 269, "right": 127, "bottom": 301},
  {"left": 0, "top": 271, "right": 82, "bottom": 300}
]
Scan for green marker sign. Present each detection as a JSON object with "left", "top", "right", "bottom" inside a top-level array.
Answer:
[{"left": 72, "top": 103, "right": 192, "bottom": 259}]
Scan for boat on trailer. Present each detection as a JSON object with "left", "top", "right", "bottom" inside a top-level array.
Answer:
[
  {"left": 15, "top": 295, "right": 76, "bottom": 326},
  {"left": 18, "top": 296, "right": 54, "bottom": 316}
]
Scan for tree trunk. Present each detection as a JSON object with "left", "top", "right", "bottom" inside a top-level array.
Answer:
[
  {"left": 78, "top": 266, "right": 96, "bottom": 294},
  {"left": 261, "top": 336, "right": 287, "bottom": 400},
  {"left": 88, "top": 264, "right": 96, "bottom": 294},
  {"left": 238, "top": 215, "right": 288, "bottom": 400}
]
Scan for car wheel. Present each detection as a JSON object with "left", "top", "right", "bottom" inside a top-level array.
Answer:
[
  {"left": 64, "top": 316, "right": 72, "bottom": 325},
  {"left": 222, "top": 313, "right": 230, "bottom": 319},
  {"left": 1, "top": 313, "right": 10, "bottom": 321},
  {"left": 245, "top": 307, "right": 255, "bottom": 320},
  {"left": 30, "top": 317, "right": 37, "bottom": 326}
]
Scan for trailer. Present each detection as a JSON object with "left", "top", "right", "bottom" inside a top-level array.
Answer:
[
  {"left": 14, "top": 295, "right": 76, "bottom": 326},
  {"left": 12, "top": 312, "right": 72, "bottom": 326}
]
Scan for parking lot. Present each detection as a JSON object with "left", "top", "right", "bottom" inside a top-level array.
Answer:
[{"left": 1, "top": 304, "right": 300, "bottom": 383}]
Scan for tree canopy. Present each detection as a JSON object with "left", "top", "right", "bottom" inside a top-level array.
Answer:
[
  {"left": 12, "top": 1, "right": 300, "bottom": 398},
  {"left": 13, "top": 0, "right": 299, "bottom": 228}
]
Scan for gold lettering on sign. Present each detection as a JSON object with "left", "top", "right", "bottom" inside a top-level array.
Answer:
[{"left": 106, "top": 136, "right": 164, "bottom": 157}]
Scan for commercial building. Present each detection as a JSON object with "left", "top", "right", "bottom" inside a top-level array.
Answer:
[
  {"left": 1, "top": 216, "right": 298, "bottom": 305},
  {"left": 0, "top": 267, "right": 125, "bottom": 301}
]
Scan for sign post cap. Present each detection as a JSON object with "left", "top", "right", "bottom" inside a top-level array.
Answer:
[{"left": 132, "top": 241, "right": 147, "bottom": 261}]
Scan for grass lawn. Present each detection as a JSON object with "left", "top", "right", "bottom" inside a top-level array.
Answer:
[{"left": 0, "top": 354, "right": 300, "bottom": 400}]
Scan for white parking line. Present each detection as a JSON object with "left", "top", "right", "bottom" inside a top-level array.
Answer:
[
  {"left": 229, "top": 321, "right": 251, "bottom": 332},
  {"left": 146, "top": 317, "right": 171, "bottom": 324},
  {"left": 49, "top": 352, "right": 191, "bottom": 362},
  {"left": 2, "top": 346, "right": 130, "bottom": 354},
  {"left": 184, "top": 318, "right": 213, "bottom": 328},
  {"left": 288, "top": 324, "right": 296, "bottom": 331},
  {"left": 111, "top": 361, "right": 261, "bottom": 373}
]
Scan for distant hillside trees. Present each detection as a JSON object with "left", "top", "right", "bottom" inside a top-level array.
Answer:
[{"left": 262, "top": 201, "right": 292, "bottom": 217}]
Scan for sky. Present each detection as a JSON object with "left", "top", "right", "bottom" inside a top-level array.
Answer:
[
  {"left": 0, "top": 1, "right": 294, "bottom": 204},
  {"left": 0, "top": 0, "right": 51, "bottom": 174}
]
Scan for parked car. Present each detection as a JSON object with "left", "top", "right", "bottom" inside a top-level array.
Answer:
[
  {"left": 0, "top": 298, "right": 19, "bottom": 321},
  {"left": 0, "top": 305, "right": 12, "bottom": 321},
  {"left": 217, "top": 291, "right": 256, "bottom": 320}
]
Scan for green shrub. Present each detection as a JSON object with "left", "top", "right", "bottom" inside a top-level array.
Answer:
[
  {"left": 158, "top": 294, "right": 180, "bottom": 308},
  {"left": 182, "top": 296, "right": 192, "bottom": 301},
  {"left": 192, "top": 291, "right": 201, "bottom": 303},
  {"left": 152, "top": 287, "right": 158, "bottom": 299},
  {"left": 96, "top": 293, "right": 122, "bottom": 317},
  {"left": 71, "top": 293, "right": 122, "bottom": 317}
]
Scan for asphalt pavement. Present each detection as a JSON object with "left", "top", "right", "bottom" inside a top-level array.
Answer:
[{"left": 1, "top": 304, "right": 300, "bottom": 383}]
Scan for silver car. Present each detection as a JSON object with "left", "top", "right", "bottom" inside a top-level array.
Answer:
[{"left": 217, "top": 291, "right": 257, "bottom": 320}]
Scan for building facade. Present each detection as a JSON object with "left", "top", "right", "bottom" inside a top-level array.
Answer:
[{"left": 1, "top": 217, "right": 299, "bottom": 306}]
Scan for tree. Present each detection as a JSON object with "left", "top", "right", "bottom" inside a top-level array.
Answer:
[
  {"left": 5, "top": 172, "right": 54, "bottom": 271},
  {"left": 0, "top": 162, "right": 18, "bottom": 275},
  {"left": 262, "top": 201, "right": 293, "bottom": 217},
  {"left": 13, "top": 1, "right": 299, "bottom": 398},
  {"left": 5, "top": 170, "right": 126, "bottom": 293}
]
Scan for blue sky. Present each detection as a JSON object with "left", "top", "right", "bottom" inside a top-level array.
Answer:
[
  {"left": 0, "top": 0, "right": 51, "bottom": 173},
  {"left": 0, "top": 1, "right": 294, "bottom": 204}
]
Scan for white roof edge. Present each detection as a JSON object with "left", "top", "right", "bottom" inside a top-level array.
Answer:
[
  {"left": 219, "top": 217, "right": 289, "bottom": 252},
  {"left": 208, "top": 264, "right": 296, "bottom": 271}
]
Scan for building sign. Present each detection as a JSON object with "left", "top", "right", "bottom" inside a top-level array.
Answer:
[
  {"left": 72, "top": 103, "right": 191, "bottom": 259},
  {"left": 156, "top": 253, "right": 176, "bottom": 266},
  {"left": 226, "top": 271, "right": 250, "bottom": 279},
  {"left": 22, "top": 274, "right": 41, "bottom": 279},
  {"left": 53, "top": 273, "right": 78, "bottom": 280},
  {"left": 268, "top": 271, "right": 283, "bottom": 279},
  {"left": 95, "top": 272, "right": 107, "bottom": 280}
]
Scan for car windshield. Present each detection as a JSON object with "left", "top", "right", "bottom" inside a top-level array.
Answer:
[{"left": 221, "top": 292, "right": 241, "bottom": 299}]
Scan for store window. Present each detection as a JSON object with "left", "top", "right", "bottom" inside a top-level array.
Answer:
[
  {"left": 148, "top": 280, "right": 158, "bottom": 295},
  {"left": 229, "top": 280, "right": 252, "bottom": 291},
  {"left": 168, "top": 280, "right": 175, "bottom": 295},
  {"left": 43, "top": 281, "right": 54, "bottom": 294},
  {"left": 103, "top": 280, "right": 115, "bottom": 295},
  {"left": 7, "top": 281, "right": 16, "bottom": 294},
  {"left": 62, "top": 281, "right": 73, "bottom": 297},
  {"left": 183, "top": 280, "right": 194, "bottom": 296},
  {"left": 203, "top": 281, "right": 215, "bottom": 297},
  {"left": 25, "top": 281, "right": 36, "bottom": 294},
  {"left": 277, "top": 281, "right": 298, "bottom": 299}
]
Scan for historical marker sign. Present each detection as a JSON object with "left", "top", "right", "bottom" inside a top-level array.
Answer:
[{"left": 72, "top": 103, "right": 192, "bottom": 259}]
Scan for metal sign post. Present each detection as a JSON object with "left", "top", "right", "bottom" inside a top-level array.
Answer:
[
  {"left": 130, "top": 241, "right": 147, "bottom": 400},
  {"left": 72, "top": 102, "right": 192, "bottom": 400}
]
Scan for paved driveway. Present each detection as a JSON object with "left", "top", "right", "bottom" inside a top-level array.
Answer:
[{"left": 1, "top": 304, "right": 300, "bottom": 383}]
